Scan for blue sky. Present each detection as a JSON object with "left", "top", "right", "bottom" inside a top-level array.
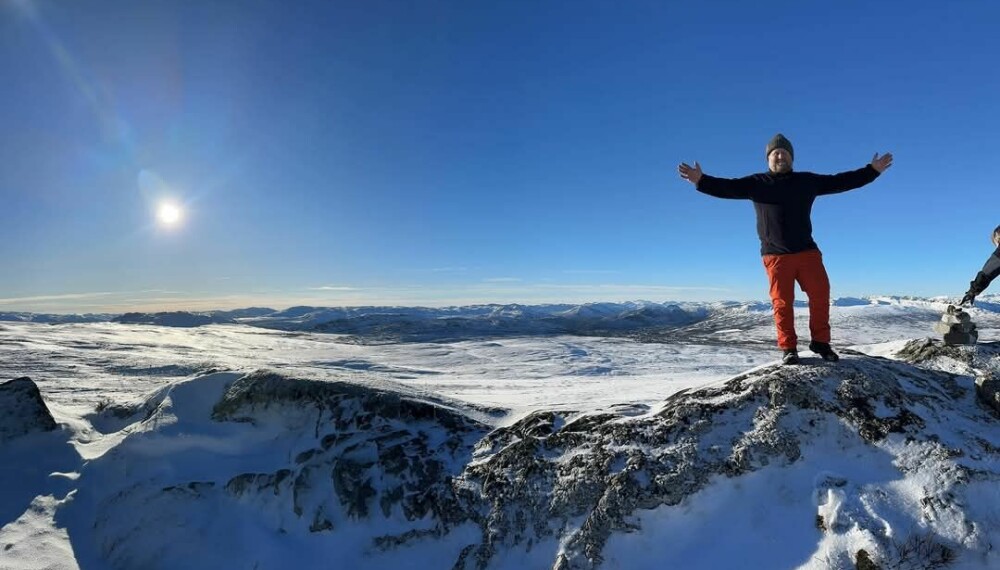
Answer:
[{"left": 2, "top": 0, "right": 999, "bottom": 312}]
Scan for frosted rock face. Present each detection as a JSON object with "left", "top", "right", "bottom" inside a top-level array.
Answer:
[
  {"left": 83, "top": 354, "right": 1000, "bottom": 570},
  {"left": 897, "top": 339, "right": 1000, "bottom": 414},
  {"left": 445, "top": 354, "right": 986, "bottom": 569},
  {"left": 211, "top": 370, "right": 491, "bottom": 529},
  {"left": 0, "top": 377, "right": 58, "bottom": 444},
  {"left": 976, "top": 372, "right": 1000, "bottom": 415},
  {"left": 258, "top": 349, "right": 989, "bottom": 570}
]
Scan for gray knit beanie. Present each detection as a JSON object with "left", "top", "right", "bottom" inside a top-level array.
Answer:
[{"left": 765, "top": 133, "right": 794, "bottom": 160}]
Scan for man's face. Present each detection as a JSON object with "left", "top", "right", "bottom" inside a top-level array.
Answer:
[{"left": 768, "top": 148, "right": 792, "bottom": 173}]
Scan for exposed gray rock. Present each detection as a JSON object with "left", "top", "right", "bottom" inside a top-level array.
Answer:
[
  {"left": 896, "top": 339, "right": 1000, "bottom": 416},
  {"left": 898, "top": 338, "right": 969, "bottom": 365},
  {"left": 897, "top": 338, "right": 1000, "bottom": 366},
  {"left": 976, "top": 371, "right": 1000, "bottom": 416},
  {"left": 0, "top": 376, "right": 57, "bottom": 444},
  {"left": 855, "top": 548, "right": 879, "bottom": 570}
]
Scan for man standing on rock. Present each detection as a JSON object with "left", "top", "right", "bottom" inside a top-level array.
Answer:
[{"left": 678, "top": 134, "right": 893, "bottom": 365}]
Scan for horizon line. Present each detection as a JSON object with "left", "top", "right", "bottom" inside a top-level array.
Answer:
[{"left": 0, "top": 293, "right": 968, "bottom": 316}]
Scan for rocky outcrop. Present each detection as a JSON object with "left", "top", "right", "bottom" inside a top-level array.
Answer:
[
  {"left": 211, "top": 371, "right": 493, "bottom": 533},
  {"left": 200, "top": 352, "right": 998, "bottom": 569},
  {"left": 896, "top": 339, "right": 1000, "bottom": 415},
  {"left": 897, "top": 338, "right": 1000, "bottom": 365},
  {"left": 976, "top": 372, "right": 1000, "bottom": 416},
  {"left": 897, "top": 338, "right": 976, "bottom": 364},
  {"left": 0, "top": 376, "right": 58, "bottom": 443},
  {"left": 431, "top": 352, "right": 997, "bottom": 569},
  {"left": 82, "top": 350, "right": 1000, "bottom": 570}
]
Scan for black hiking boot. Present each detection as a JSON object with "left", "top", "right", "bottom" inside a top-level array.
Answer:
[
  {"left": 809, "top": 341, "right": 840, "bottom": 362},
  {"left": 782, "top": 349, "right": 800, "bottom": 365}
]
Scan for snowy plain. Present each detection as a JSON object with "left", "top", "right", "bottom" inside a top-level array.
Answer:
[{"left": 1, "top": 296, "right": 998, "bottom": 569}]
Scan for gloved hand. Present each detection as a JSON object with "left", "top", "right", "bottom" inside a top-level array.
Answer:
[{"left": 960, "top": 293, "right": 976, "bottom": 307}]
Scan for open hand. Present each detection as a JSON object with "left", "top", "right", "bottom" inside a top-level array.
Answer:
[
  {"left": 871, "top": 152, "right": 893, "bottom": 173},
  {"left": 678, "top": 161, "right": 702, "bottom": 185}
]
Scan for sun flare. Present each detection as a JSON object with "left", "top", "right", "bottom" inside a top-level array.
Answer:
[{"left": 156, "top": 202, "right": 183, "bottom": 227}]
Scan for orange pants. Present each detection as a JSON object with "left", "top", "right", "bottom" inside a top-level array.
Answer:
[{"left": 761, "top": 249, "right": 830, "bottom": 350}]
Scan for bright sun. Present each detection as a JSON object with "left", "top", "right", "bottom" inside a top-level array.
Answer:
[{"left": 157, "top": 202, "right": 183, "bottom": 227}]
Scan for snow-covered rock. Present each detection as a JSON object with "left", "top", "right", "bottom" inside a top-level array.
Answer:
[
  {"left": 62, "top": 346, "right": 1000, "bottom": 569},
  {"left": 67, "top": 370, "right": 496, "bottom": 569},
  {"left": 211, "top": 370, "right": 493, "bottom": 527},
  {"left": 0, "top": 377, "right": 58, "bottom": 443},
  {"left": 896, "top": 338, "right": 1000, "bottom": 416},
  {"left": 441, "top": 348, "right": 999, "bottom": 569}
]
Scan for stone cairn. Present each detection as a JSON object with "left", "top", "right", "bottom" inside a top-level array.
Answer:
[{"left": 934, "top": 305, "right": 978, "bottom": 346}]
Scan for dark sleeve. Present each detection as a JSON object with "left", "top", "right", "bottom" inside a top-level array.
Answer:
[
  {"left": 811, "top": 165, "right": 881, "bottom": 196},
  {"left": 695, "top": 174, "right": 759, "bottom": 200},
  {"left": 969, "top": 246, "right": 1000, "bottom": 295}
]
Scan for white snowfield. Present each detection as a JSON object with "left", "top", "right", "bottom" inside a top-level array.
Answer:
[{"left": 0, "top": 297, "right": 998, "bottom": 570}]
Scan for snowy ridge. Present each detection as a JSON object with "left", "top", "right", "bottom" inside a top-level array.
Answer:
[
  {"left": 19, "top": 342, "right": 998, "bottom": 569},
  {"left": 112, "top": 311, "right": 232, "bottom": 327},
  {"left": 5, "top": 295, "right": 998, "bottom": 345},
  {"left": 447, "top": 343, "right": 1000, "bottom": 569},
  {"left": 0, "top": 312, "right": 114, "bottom": 324},
  {"left": 251, "top": 301, "right": 711, "bottom": 341}
]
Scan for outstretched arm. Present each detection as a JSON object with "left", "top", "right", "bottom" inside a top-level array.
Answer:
[
  {"left": 678, "top": 161, "right": 757, "bottom": 200},
  {"left": 961, "top": 245, "right": 1000, "bottom": 305},
  {"left": 813, "top": 152, "right": 893, "bottom": 196}
]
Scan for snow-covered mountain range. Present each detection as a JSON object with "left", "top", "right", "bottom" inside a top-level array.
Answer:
[{"left": 5, "top": 295, "right": 999, "bottom": 342}]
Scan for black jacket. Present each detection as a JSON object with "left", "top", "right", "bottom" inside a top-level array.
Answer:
[
  {"left": 696, "top": 166, "right": 881, "bottom": 255},
  {"left": 968, "top": 245, "right": 1000, "bottom": 296}
]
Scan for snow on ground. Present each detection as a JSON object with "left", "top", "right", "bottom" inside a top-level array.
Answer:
[
  {"left": 5, "top": 301, "right": 998, "bottom": 417},
  {"left": 1, "top": 300, "right": 998, "bottom": 569},
  {"left": 0, "top": 321, "right": 777, "bottom": 418}
]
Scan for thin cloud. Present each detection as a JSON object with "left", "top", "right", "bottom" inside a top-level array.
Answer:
[
  {"left": 536, "top": 284, "right": 730, "bottom": 292},
  {"left": 0, "top": 291, "right": 118, "bottom": 305},
  {"left": 483, "top": 278, "right": 522, "bottom": 283}
]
